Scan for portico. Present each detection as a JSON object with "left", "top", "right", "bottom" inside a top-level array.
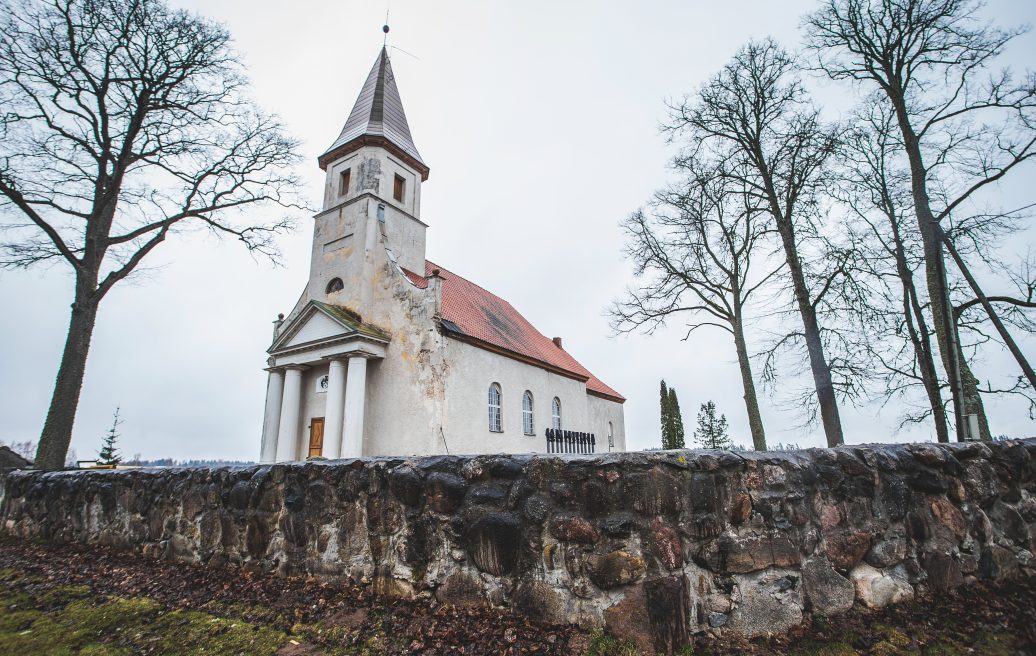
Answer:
[{"left": 258, "top": 300, "right": 388, "bottom": 463}]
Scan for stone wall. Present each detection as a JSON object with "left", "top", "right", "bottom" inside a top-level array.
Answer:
[{"left": 3, "top": 439, "right": 1035, "bottom": 654}]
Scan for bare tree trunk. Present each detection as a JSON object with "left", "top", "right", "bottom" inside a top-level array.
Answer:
[
  {"left": 888, "top": 217, "right": 950, "bottom": 442},
  {"left": 893, "top": 106, "right": 991, "bottom": 440},
  {"left": 905, "top": 282, "right": 950, "bottom": 442},
  {"left": 732, "top": 305, "right": 767, "bottom": 451},
  {"left": 34, "top": 280, "right": 99, "bottom": 470},
  {"left": 939, "top": 225, "right": 1036, "bottom": 392},
  {"left": 775, "top": 218, "right": 845, "bottom": 447}
]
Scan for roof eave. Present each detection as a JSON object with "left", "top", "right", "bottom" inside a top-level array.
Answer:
[
  {"left": 318, "top": 135, "right": 430, "bottom": 180},
  {"left": 587, "top": 388, "right": 626, "bottom": 404},
  {"left": 439, "top": 322, "right": 597, "bottom": 386}
]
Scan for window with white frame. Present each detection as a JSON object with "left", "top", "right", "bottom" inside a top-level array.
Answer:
[
  {"left": 551, "top": 397, "right": 562, "bottom": 430},
  {"left": 488, "top": 383, "right": 503, "bottom": 432},
  {"left": 522, "top": 391, "right": 535, "bottom": 435},
  {"left": 608, "top": 421, "right": 614, "bottom": 448}
]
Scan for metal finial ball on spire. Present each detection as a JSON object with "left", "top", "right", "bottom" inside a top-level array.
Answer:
[{"left": 382, "top": 24, "right": 390, "bottom": 34}]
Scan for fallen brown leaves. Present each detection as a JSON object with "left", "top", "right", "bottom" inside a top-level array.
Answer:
[
  {"left": 2, "top": 537, "right": 1035, "bottom": 655},
  {"left": 0, "top": 537, "right": 577, "bottom": 655}
]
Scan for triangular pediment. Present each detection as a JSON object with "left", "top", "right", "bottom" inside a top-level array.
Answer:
[{"left": 270, "top": 301, "right": 389, "bottom": 354}]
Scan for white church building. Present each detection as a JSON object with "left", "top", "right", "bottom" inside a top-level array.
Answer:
[{"left": 258, "top": 48, "right": 625, "bottom": 463}]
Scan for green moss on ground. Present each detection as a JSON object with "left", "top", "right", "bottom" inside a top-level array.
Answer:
[
  {"left": 926, "top": 631, "right": 1018, "bottom": 656},
  {"left": 0, "top": 570, "right": 289, "bottom": 656},
  {"left": 581, "top": 628, "right": 639, "bottom": 656},
  {"left": 787, "top": 640, "right": 857, "bottom": 656}
]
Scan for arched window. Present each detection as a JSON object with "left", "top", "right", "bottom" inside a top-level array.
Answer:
[
  {"left": 326, "top": 277, "right": 344, "bottom": 294},
  {"left": 551, "top": 397, "right": 562, "bottom": 431},
  {"left": 608, "top": 422, "right": 614, "bottom": 449},
  {"left": 522, "top": 391, "right": 535, "bottom": 435},
  {"left": 488, "top": 383, "right": 502, "bottom": 432}
]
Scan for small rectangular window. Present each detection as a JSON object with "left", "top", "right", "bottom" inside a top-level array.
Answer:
[
  {"left": 339, "top": 169, "right": 351, "bottom": 196},
  {"left": 393, "top": 174, "right": 405, "bottom": 202}
]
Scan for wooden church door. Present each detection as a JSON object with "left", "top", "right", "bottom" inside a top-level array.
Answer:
[{"left": 308, "top": 418, "right": 325, "bottom": 457}]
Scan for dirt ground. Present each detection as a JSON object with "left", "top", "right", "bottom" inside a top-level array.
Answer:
[{"left": 0, "top": 537, "right": 1033, "bottom": 655}]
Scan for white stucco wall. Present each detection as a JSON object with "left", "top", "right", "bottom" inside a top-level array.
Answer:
[
  {"left": 588, "top": 394, "right": 626, "bottom": 452},
  {"left": 438, "top": 338, "right": 620, "bottom": 456}
]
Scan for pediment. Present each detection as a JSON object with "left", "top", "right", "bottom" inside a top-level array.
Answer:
[
  {"left": 282, "top": 310, "right": 347, "bottom": 348},
  {"left": 270, "top": 301, "right": 389, "bottom": 355}
]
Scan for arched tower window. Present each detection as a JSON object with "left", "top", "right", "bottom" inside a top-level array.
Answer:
[
  {"left": 551, "top": 397, "right": 562, "bottom": 431},
  {"left": 326, "top": 278, "right": 344, "bottom": 294},
  {"left": 608, "top": 422, "right": 614, "bottom": 449},
  {"left": 522, "top": 391, "right": 535, "bottom": 435},
  {"left": 488, "top": 383, "right": 502, "bottom": 433}
]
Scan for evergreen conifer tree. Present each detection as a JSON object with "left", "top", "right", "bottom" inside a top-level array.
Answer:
[
  {"left": 660, "top": 380, "right": 673, "bottom": 448},
  {"left": 668, "top": 388, "right": 686, "bottom": 448},
  {"left": 694, "top": 401, "right": 731, "bottom": 450},
  {"left": 97, "top": 407, "right": 123, "bottom": 466}
]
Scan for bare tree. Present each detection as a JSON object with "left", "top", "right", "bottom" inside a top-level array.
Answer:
[
  {"left": 0, "top": 0, "right": 303, "bottom": 469},
  {"left": 805, "top": 0, "right": 1036, "bottom": 439},
  {"left": 666, "top": 39, "right": 846, "bottom": 447},
  {"left": 612, "top": 159, "right": 780, "bottom": 450},
  {"left": 837, "top": 101, "right": 950, "bottom": 441}
]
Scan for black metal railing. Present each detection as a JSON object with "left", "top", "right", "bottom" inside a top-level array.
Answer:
[{"left": 545, "top": 428, "right": 596, "bottom": 454}]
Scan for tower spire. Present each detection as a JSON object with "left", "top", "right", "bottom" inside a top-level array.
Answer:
[{"left": 318, "top": 46, "right": 428, "bottom": 180}]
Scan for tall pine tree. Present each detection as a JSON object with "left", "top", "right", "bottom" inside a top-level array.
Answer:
[
  {"left": 694, "top": 401, "right": 731, "bottom": 450},
  {"left": 668, "top": 388, "right": 686, "bottom": 449}
]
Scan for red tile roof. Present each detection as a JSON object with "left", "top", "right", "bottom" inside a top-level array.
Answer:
[{"left": 403, "top": 262, "right": 624, "bottom": 403}]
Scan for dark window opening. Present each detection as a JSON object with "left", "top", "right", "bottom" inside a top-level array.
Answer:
[
  {"left": 339, "top": 169, "right": 351, "bottom": 196},
  {"left": 326, "top": 277, "right": 344, "bottom": 294},
  {"left": 393, "top": 174, "right": 405, "bottom": 202}
]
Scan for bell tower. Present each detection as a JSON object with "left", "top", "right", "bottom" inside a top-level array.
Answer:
[{"left": 307, "top": 47, "right": 430, "bottom": 315}]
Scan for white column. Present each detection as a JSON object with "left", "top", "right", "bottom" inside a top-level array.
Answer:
[
  {"left": 323, "top": 359, "right": 347, "bottom": 459},
  {"left": 259, "top": 369, "right": 285, "bottom": 464},
  {"left": 342, "top": 355, "right": 369, "bottom": 458},
  {"left": 276, "top": 366, "right": 305, "bottom": 462}
]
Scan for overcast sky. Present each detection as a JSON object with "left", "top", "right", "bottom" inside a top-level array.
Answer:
[{"left": 1, "top": 0, "right": 1034, "bottom": 461}]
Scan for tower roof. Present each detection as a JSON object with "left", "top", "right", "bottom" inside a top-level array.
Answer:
[{"left": 319, "top": 47, "right": 429, "bottom": 179}]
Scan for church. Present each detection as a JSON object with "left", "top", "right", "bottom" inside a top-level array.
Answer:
[{"left": 258, "top": 47, "right": 625, "bottom": 463}]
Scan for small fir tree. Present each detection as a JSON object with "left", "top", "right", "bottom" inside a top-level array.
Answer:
[
  {"left": 694, "top": 401, "right": 731, "bottom": 450},
  {"left": 668, "top": 387, "right": 686, "bottom": 448},
  {"left": 97, "top": 407, "right": 123, "bottom": 466}
]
